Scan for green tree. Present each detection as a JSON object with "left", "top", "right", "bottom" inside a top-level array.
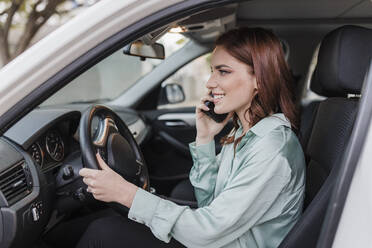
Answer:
[{"left": 0, "top": 0, "right": 80, "bottom": 66}]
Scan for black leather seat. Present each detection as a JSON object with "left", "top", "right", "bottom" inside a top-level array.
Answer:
[
  {"left": 279, "top": 25, "right": 372, "bottom": 247},
  {"left": 170, "top": 25, "right": 372, "bottom": 247},
  {"left": 299, "top": 100, "right": 320, "bottom": 153}
]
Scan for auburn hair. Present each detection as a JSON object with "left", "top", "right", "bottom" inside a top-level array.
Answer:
[{"left": 216, "top": 27, "right": 300, "bottom": 147}]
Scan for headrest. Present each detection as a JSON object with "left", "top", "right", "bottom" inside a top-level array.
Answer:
[{"left": 311, "top": 25, "right": 372, "bottom": 97}]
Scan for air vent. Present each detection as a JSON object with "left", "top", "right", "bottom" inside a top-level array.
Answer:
[{"left": 0, "top": 161, "right": 32, "bottom": 205}]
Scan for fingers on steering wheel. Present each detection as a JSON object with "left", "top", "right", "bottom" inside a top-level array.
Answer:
[
  {"left": 79, "top": 168, "right": 98, "bottom": 178},
  {"left": 96, "top": 152, "right": 110, "bottom": 170},
  {"left": 88, "top": 187, "right": 97, "bottom": 194},
  {"left": 82, "top": 177, "right": 92, "bottom": 187}
]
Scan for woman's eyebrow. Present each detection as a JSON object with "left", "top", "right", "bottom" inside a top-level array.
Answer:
[{"left": 215, "top": 64, "right": 232, "bottom": 69}]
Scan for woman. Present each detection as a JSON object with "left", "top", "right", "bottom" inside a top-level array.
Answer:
[{"left": 78, "top": 27, "right": 305, "bottom": 248}]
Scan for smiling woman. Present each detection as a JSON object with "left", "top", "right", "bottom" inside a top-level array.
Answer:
[
  {"left": 77, "top": 27, "right": 305, "bottom": 248},
  {"left": 212, "top": 28, "right": 299, "bottom": 148}
]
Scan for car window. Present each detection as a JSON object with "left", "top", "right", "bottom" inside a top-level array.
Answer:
[
  {"left": 41, "top": 33, "right": 188, "bottom": 106},
  {"left": 158, "top": 53, "right": 211, "bottom": 109}
]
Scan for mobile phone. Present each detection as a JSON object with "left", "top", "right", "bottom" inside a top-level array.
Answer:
[{"left": 202, "top": 98, "right": 228, "bottom": 123}]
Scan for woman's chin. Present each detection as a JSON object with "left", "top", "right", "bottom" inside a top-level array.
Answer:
[{"left": 214, "top": 107, "right": 226, "bottom": 115}]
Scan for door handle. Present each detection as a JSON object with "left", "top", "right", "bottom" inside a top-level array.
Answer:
[
  {"left": 164, "top": 121, "right": 188, "bottom": 127},
  {"left": 157, "top": 113, "right": 196, "bottom": 126}
]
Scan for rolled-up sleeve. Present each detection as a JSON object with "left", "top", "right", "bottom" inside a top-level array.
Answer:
[
  {"left": 128, "top": 139, "right": 292, "bottom": 248},
  {"left": 188, "top": 140, "right": 220, "bottom": 207}
]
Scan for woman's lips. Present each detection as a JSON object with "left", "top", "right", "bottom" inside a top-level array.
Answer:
[{"left": 213, "top": 94, "right": 224, "bottom": 104}]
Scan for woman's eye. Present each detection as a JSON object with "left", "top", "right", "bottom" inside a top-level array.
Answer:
[{"left": 219, "top": 70, "right": 230, "bottom": 75}]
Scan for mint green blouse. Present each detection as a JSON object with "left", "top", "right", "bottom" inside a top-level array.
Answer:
[{"left": 128, "top": 113, "right": 305, "bottom": 248}]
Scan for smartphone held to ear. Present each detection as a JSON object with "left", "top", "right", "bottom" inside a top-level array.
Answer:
[{"left": 202, "top": 100, "right": 228, "bottom": 123}]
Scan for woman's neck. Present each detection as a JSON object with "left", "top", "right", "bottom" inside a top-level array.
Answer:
[
  {"left": 236, "top": 110, "right": 251, "bottom": 134},
  {"left": 237, "top": 109, "right": 276, "bottom": 134}
]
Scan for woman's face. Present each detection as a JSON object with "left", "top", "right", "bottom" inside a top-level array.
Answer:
[{"left": 206, "top": 46, "right": 258, "bottom": 119}]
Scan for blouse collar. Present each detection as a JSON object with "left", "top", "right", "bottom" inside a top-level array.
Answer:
[{"left": 236, "top": 113, "right": 292, "bottom": 138}]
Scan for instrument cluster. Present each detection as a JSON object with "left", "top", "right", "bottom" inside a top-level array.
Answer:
[
  {"left": 26, "top": 117, "right": 80, "bottom": 171},
  {"left": 28, "top": 129, "right": 65, "bottom": 170}
]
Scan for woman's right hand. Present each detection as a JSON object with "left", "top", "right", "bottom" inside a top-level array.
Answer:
[{"left": 195, "top": 94, "right": 233, "bottom": 145}]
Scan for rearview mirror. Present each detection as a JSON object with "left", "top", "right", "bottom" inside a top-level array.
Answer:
[{"left": 123, "top": 41, "right": 165, "bottom": 60}]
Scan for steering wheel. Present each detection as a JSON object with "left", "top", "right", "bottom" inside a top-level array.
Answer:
[{"left": 79, "top": 105, "right": 150, "bottom": 191}]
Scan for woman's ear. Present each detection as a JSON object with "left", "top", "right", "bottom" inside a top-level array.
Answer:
[
  {"left": 253, "top": 78, "right": 258, "bottom": 94},
  {"left": 253, "top": 89, "right": 258, "bottom": 98}
]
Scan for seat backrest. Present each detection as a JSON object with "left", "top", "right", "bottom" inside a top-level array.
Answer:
[
  {"left": 299, "top": 100, "right": 320, "bottom": 157},
  {"left": 279, "top": 25, "right": 372, "bottom": 248},
  {"left": 305, "top": 97, "right": 358, "bottom": 206}
]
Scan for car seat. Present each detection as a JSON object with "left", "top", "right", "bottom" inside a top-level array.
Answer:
[{"left": 279, "top": 25, "right": 372, "bottom": 248}]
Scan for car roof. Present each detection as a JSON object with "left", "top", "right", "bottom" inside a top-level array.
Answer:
[
  {"left": 237, "top": 0, "right": 372, "bottom": 19},
  {"left": 181, "top": 0, "right": 372, "bottom": 43}
]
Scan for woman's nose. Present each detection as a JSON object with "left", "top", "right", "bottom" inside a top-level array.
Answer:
[{"left": 206, "top": 77, "right": 217, "bottom": 89}]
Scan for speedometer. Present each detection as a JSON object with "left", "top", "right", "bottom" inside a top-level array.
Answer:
[
  {"left": 45, "top": 130, "right": 64, "bottom": 161},
  {"left": 28, "top": 142, "right": 44, "bottom": 167}
]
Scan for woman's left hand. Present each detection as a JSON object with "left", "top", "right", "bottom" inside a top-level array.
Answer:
[{"left": 79, "top": 153, "right": 138, "bottom": 208}]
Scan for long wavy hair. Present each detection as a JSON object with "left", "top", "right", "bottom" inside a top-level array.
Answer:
[{"left": 217, "top": 27, "right": 299, "bottom": 147}]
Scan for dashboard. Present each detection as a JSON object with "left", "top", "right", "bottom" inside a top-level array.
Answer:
[{"left": 0, "top": 105, "right": 150, "bottom": 248}]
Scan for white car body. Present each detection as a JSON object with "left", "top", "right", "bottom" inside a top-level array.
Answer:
[{"left": 0, "top": 0, "right": 371, "bottom": 248}]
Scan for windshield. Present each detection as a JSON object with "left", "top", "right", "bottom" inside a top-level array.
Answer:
[{"left": 41, "top": 33, "right": 188, "bottom": 106}]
